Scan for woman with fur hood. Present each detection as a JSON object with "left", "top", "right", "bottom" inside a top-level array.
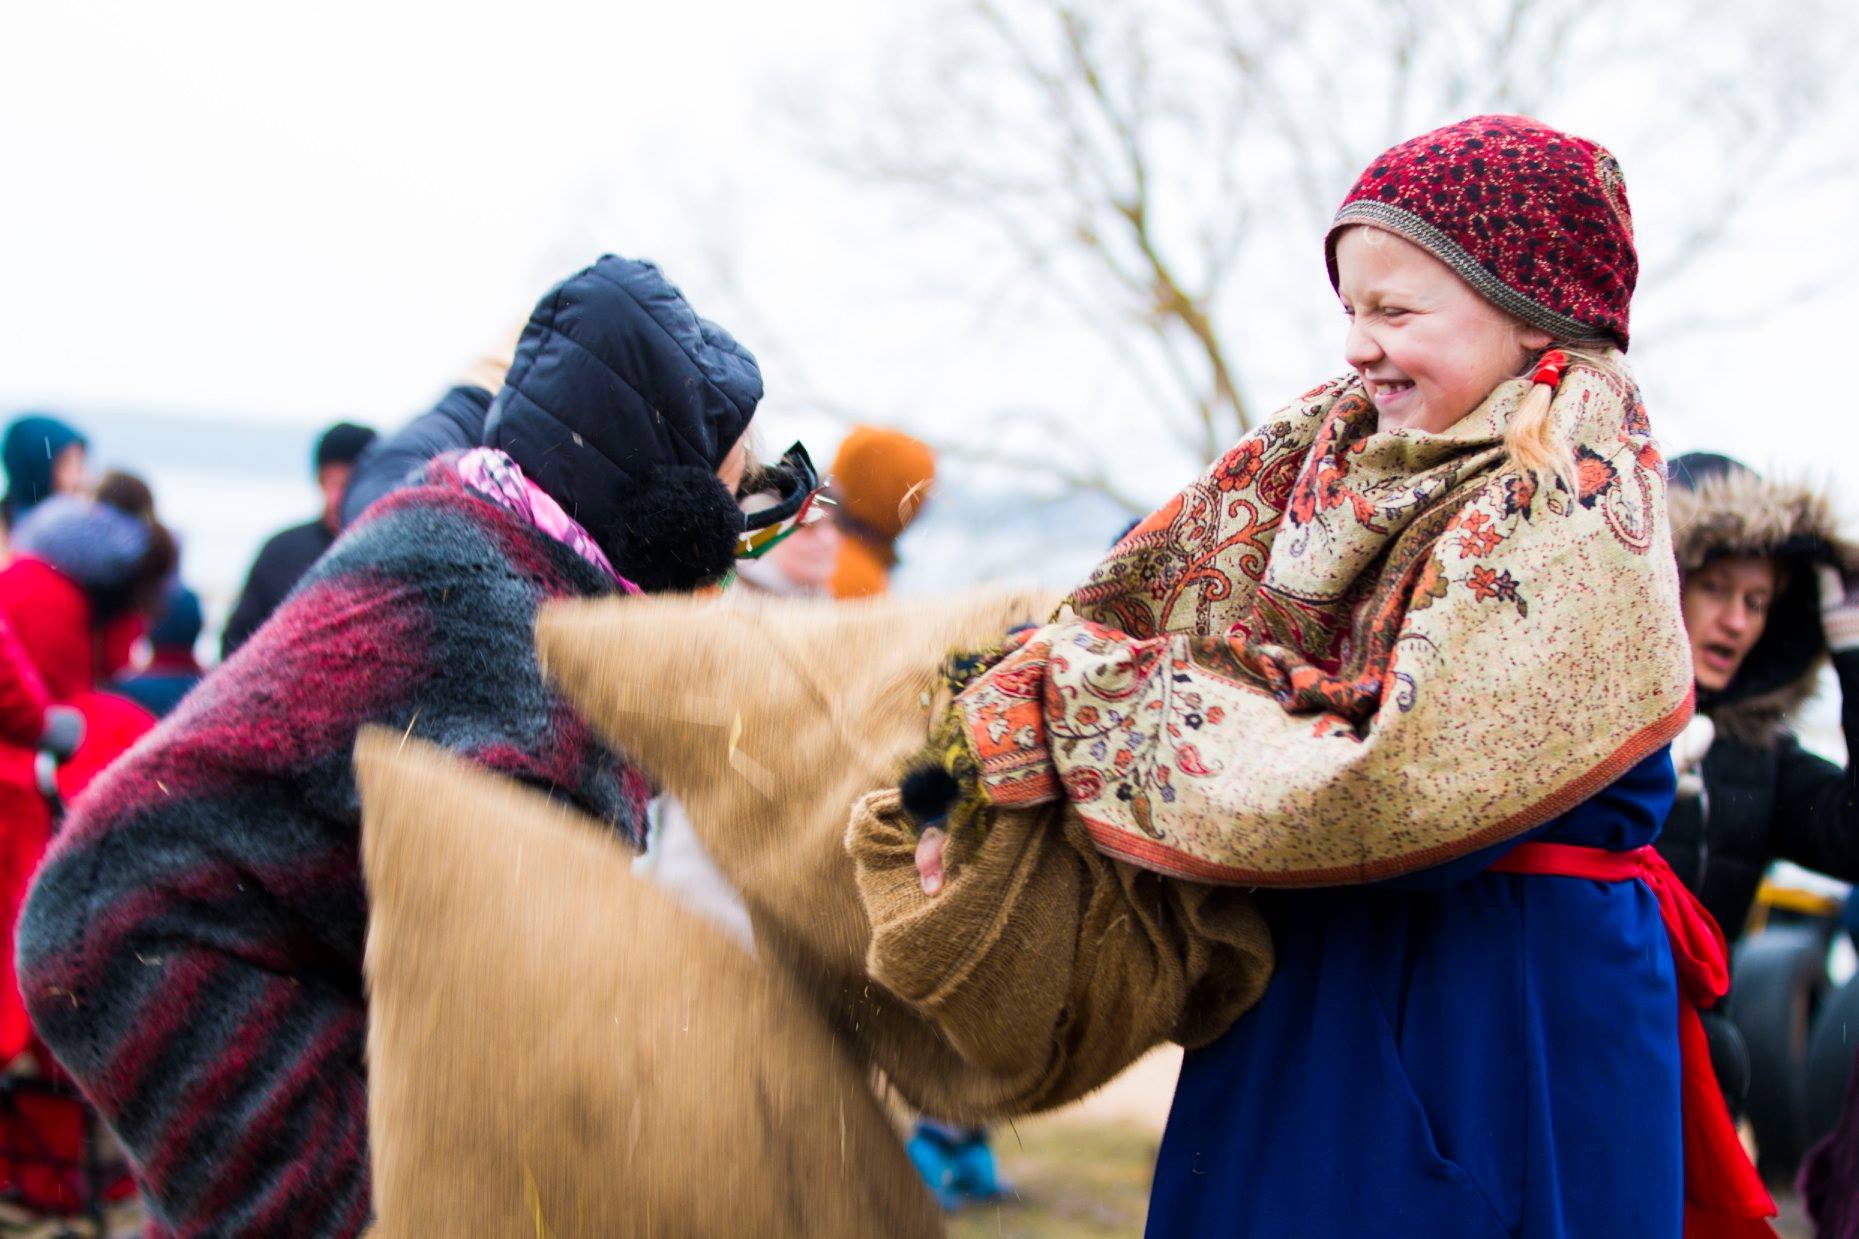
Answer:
[
  {"left": 1656, "top": 452, "right": 1859, "bottom": 938},
  {"left": 14, "top": 255, "right": 764, "bottom": 1238},
  {"left": 900, "top": 116, "right": 1772, "bottom": 1237},
  {"left": 1656, "top": 454, "right": 1859, "bottom": 1234}
]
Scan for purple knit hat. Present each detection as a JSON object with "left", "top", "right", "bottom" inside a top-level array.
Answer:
[
  {"left": 10, "top": 495, "right": 151, "bottom": 591},
  {"left": 1325, "top": 115, "right": 1637, "bottom": 350}
]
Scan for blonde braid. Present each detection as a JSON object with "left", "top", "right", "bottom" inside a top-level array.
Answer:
[{"left": 1504, "top": 339, "right": 1618, "bottom": 495}]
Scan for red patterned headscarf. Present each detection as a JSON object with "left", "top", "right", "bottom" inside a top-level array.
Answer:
[{"left": 1325, "top": 115, "right": 1637, "bottom": 350}]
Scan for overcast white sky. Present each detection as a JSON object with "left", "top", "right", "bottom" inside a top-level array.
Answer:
[
  {"left": 0, "top": 0, "right": 879, "bottom": 426},
  {"left": 4, "top": 0, "right": 1857, "bottom": 513}
]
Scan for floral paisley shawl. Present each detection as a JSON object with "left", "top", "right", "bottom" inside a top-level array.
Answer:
[{"left": 956, "top": 354, "right": 1693, "bottom": 885}]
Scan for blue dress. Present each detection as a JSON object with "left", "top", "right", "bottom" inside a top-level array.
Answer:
[{"left": 1146, "top": 748, "right": 1682, "bottom": 1238}]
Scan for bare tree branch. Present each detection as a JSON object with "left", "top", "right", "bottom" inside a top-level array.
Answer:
[{"left": 764, "top": 0, "right": 1858, "bottom": 510}]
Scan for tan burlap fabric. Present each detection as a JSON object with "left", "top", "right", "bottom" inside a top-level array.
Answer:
[
  {"left": 535, "top": 590, "right": 1272, "bottom": 1122},
  {"left": 354, "top": 729, "right": 939, "bottom": 1238}
]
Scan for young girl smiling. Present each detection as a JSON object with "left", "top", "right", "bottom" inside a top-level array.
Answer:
[{"left": 909, "top": 116, "right": 1776, "bottom": 1238}]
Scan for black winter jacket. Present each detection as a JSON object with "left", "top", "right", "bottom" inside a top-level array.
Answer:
[
  {"left": 219, "top": 518, "right": 334, "bottom": 658},
  {"left": 1656, "top": 651, "right": 1859, "bottom": 938},
  {"left": 1653, "top": 454, "right": 1859, "bottom": 940}
]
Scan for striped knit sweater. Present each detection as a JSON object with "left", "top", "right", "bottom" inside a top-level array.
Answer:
[{"left": 16, "top": 462, "right": 648, "bottom": 1237}]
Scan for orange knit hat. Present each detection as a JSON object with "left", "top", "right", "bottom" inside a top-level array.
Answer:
[
  {"left": 828, "top": 427, "right": 936, "bottom": 599},
  {"left": 829, "top": 427, "right": 937, "bottom": 541}
]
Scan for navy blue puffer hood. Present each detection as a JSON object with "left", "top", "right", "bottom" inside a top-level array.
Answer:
[{"left": 484, "top": 255, "right": 761, "bottom": 591}]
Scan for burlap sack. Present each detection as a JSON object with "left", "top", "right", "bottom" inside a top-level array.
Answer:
[
  {"left": 354, "top": 729, "right": 939, "bottom": 1238},
  {"left": 537, "top": 591, "right": 1058, "bottom": 977},
  {"left": 847, "top": 789, "right": 1269, "bottom": 1119},
  {"left": 535, "top": 590, "right": 1273, "bottom": 1122}
]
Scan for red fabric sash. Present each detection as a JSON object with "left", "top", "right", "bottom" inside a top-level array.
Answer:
[{"left": 1488, "top": 842, "right": 1777, "bottom": 1238}]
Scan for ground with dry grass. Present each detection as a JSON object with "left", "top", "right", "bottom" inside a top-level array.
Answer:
[{"left": 946, "top": 1048, "right": 1174, "bottom": 1239}]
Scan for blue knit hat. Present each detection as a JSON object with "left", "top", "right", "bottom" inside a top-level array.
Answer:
[
  {"left": 315, "top": 422, "right": 377, "bottom": 473},
  {"left": 2, "top": 414, "right": 88, "bottom": 523}
]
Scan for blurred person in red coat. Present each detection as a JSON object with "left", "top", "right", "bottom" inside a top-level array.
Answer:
[
  {"left": 0, "top": 489, "right": 172, "bottom": 1213},
  {"left": 0, "top": 494, "right": 174, "bottom": 1065}
]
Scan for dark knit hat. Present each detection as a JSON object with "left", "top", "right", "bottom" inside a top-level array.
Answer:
[
  {"left": 315, "top": 422, "right": 378, "bottom": 473},
  {"left": 1326, "top": 115, "right": 1637, "bottom": 350},
  {"left": 148, "top": 581, "right": 205, "bottom": 651}
]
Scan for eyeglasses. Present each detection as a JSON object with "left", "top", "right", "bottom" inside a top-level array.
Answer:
[{"left": 736, "top": 442, "right": 827, "bottom": 560}]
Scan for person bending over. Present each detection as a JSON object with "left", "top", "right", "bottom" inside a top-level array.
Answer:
[{"left": 17, "top": 256, "right": 764, "bottom": 1238}]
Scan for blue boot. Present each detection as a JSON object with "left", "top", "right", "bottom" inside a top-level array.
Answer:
[
  {"left": 949, "top": 1129, "right": 1012, "bottom": 1202},
  {"left": 906, "top": 1123, "right": 964, "bottom": 1211}
]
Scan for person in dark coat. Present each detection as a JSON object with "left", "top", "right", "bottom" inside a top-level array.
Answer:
[
  {"left": 1655, "top": 452, "right": 1859, "bottom": 939},
  {"left": 1655, "top": 454, "right": 1859, "bottom": 1235},
  {"left": 16, "top": 254, "right": 761, "bottom": 1238},
  {"left": 112, "top": 581, "right": 207, "bottom": 718},
  {"left": 1, "top": 414, "right": 88, "bottom": 529},
  {"left": 219, "top": 421, "right": 377, "bottom": 657},
  {"left": 90, "top": 470, "right": 167, "bottom": 686},
  {"left": 2, "top": 496, "right": 178, "bottom": 701},
  {"left": 338, "top": 384, "right": 491, "bottom": 527}
]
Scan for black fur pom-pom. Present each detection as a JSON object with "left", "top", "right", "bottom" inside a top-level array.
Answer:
[
  {"left": 900, "top": 763, "right": 961, "bottom": 827},
  {"left": 607, "top": 466, "right": 745, "bottom": 593}
]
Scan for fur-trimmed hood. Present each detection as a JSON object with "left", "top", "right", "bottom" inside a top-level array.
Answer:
[{"left": 1668, "top": 452, "right": 1855, "bottom": 746}]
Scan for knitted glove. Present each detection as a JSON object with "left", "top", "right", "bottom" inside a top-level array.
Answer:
[
  {"left": 902, "top": 618, "right": 1063, "bottom": 898},
  {"left": 38, "top": 704, "right": 85, "bottom": 762},
  {"left": 1819, "top": 565, "right": 1859, "bottom": 654},
  {"left": 899, "top": 626, "right": 1044, "bottom": 832},
  {"left": 899, "top": 709, "right": 984, "bottom": 835},
  {"left": 899, "top": 640, "right": 1018, "bottom": 896}
]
